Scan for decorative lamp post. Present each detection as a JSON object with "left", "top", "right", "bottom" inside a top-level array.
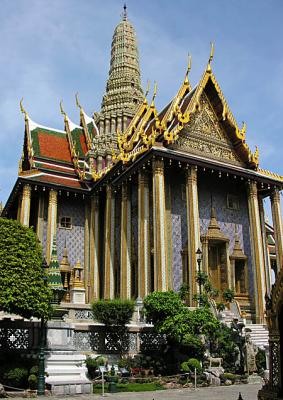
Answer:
[
  {"left": 196, "top": 248, "right": 203, "bottom": 306},
  {"left": 37, "top": 258, "right": 49, "bottom": 396}
]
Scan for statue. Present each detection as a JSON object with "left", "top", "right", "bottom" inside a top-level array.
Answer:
[{"left": 243, "top": 334, "right": 258, "bottom": 374}]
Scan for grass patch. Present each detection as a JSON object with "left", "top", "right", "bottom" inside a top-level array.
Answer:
[{"left": 93, "top": 382, "right": 164, "bottom": 393}]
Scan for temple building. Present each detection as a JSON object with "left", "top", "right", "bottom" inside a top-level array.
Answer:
[{"left": 2, "top": 6, "right": 283, "bottom": 324}]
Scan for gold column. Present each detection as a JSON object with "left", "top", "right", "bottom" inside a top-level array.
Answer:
[
  {"left": 17, "top": 194, "right": 22, "bottom": 222},
  {"left": 84, "top": 202, "right": 91, "bottom": 303},
  {"left": 46, "top": 189, "right": 58, "bottom": 264},
  {"left": 138, "top": 171, "right": 151, "bottom": 298},
  {"left": 152, "top": 159, "right": 168, "bottom": 291},
  {"left": 120, "top": 183, "right": 131, "bottom": 299},
  {"left": 271, "top": 188, "right": 283, "bottom": 271},
  {"left": 186, "top": 167, "right": 200, "bottom": 304},
  {"left": 36, "top": 194, "right": 45, "bottom": 243},
  {"left": 20, "top": 184, "right": 31, "bottom": 227},
  {"left": 247, "top": 181, "right": 265, "bottom": 323},
  {"left": 90, "top": 195, "right": 100, "bottom": 301},
  {"left": 201, "top": 237, "right": 209, "bottom": 275},
  {"left": 104, "top": 185, "right": 115, "bottom": 299},
  {"left": 259, "top": 197, "right": 272, "bottom": 294}
]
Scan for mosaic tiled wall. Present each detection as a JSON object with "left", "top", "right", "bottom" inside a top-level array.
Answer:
[
  {"left": 56, "top": 198, "right": 85, "bottom": 268},
  {"left": 169, "top": 172, "right": 187, "bottom": 291},
  {"left": 198, "top": 173, "right": 254, "bottom": 295}
]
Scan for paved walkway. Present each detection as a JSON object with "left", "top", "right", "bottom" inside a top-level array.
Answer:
[
  {"left": 11, "top": 384, "right": 261, "bottom": 399},
  {"left": 92, "top": 384, "right": 261, "bottom": 399}
]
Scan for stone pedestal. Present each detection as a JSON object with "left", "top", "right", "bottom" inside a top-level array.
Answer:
[
  {"left": 70, "top": 287, "right": 86, "bottom": 304},
  {"left": 45, "top": 321, "right": 92, "bottom": 394}
]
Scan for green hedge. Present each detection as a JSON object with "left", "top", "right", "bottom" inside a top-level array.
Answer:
[{"left": 91, "top": 299, "right": 135, "bottom": 325}]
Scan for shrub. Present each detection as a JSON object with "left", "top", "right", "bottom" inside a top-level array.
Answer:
[
  {"left": 92, "top": 299, "right": 135, "bottom": 326},
  {"left": 118, "top": 358, "right": 129, "bottom": 368},
  {"left": 143, "top": 291, "right": 184, "bottom": 325},
  {"left": 256, "top": 348, "right": 267, "bottom": 372},
  {"left": 220, "top": 372, "right": 238, "bottom": 383},
  {"left": 96, "top": 356, "right": 107, "bottom": 366},
  {"left": 85, "top": 357, "right": 98, "bottom": 379},
  {"left": 29, "top": 366, "right": 39, "bottom": 376},
  {"left": 178, "top": 283, "right": 190, "bottom": 301},
  {"left": 222, "top": 288, "right": 235, "bottom": 303},
  {"left": 28, "top": 374, "right": 37, "bottom": 390},
  {"left": 181, "top": 358, "right": 201, "bottom": 373},
  {"left": 4, "top": 367, "right": 29, "bottom": 388},
  {"left": 216, "top": 302, "right": 226, "bottom": 312}
]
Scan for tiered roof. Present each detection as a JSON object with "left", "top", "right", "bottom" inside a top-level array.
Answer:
[{"left": 8, "top": 27, "right": 280, "bottom": 204}]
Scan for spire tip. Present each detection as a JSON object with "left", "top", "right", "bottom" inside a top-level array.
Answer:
[{"left": 123, "top": 3, "right": 127, "bottom": 20}]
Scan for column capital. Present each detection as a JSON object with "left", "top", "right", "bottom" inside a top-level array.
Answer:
[
  {"left": 138, "top": 170, "right": 149, "bottom": 186},
  {"left": 271, "top": 188, "right": 281, "bottom": 203},
  {"left": 49, "top": 188, "right": 58, "bottom": 204},
  {"left": 186, "top": 165, "right": 197, "bottom": 183},
  {"left": 247, "top": 181, "right": 258, "bottom": 198},
  {"left": 152, "top": 158, "right": 164, "bottom": 175},
  {"left": 22, "top": 184, "right": 31, "bottom": 197},
  {"left": 121, "top": 182, "right": 129, "bottom": 200}
]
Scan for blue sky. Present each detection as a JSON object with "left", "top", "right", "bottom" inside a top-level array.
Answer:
[{"left": 0, "top": 0, "right": 282, "bottom": 208}]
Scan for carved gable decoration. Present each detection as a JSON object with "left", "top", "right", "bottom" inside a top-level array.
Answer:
[{"left": 170, "top": 93, "right": 245, "bottom": 167}]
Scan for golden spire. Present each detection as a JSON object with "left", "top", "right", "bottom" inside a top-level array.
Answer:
[
  {"left": 122, "top": 3, "right": 127, "bottom": 21},
  {"left": 60, "top": 100, "right": 68, "bottom": 122},
  {"left": 150, "top": 82, "right": 157, "bottom": 107},
  {"left": 145, "top": 80, "right": 150, "bottom": 98},
  {"left": 186, "top": 54, "right": 192, "bottom": 77},
  {"left": 207, "top": 42, "right": 214, "bottom": 71},
  {"left": 20, "top": 98, "right": 29, "bottom": 120},
  {"left": 75, "top": 92, "right": 84, "bottom": 114}
]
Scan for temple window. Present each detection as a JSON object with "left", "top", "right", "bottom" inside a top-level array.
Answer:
[
  {"left": 60, "top": 216, "right": 72, "bottom": 229},
  {"left": 227, "top": 194, "right": 239, "bottom": 210}
]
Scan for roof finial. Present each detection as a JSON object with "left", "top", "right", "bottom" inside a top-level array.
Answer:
[
  {"left": 207, "top": 42, "right": 214, "bottom": 71},
  {"left": 153, "top": 81, "right": 157, "bottom": 101},
  {"left": 187, "top": 53, "right": 192, "bottom": 75},
  {"left": 75, "top": 92, "right": 84, "bottom": 113},
  {"left": 145, "top": 80, "right": 150, "bottom": 97},
  {"left": 20, "top": 98, "right": 28, "bottom": 120},
  {"left": 123, "top": 3, "right": 127, "bottom": 21},
  {"left": 60, "top": 100, "right": 67, "bottom": 121}
]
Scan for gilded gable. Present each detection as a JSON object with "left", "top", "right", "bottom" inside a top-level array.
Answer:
[{"left": 170, "top": 93, "right": 245, "bottom": 167}]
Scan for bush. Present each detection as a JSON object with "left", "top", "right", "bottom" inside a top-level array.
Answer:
[
  {"left": 181, "top": 358, "right": 201, "bottom": 373},
  {"left": 178, "top": 283, "right": 190, "bottom": 301},
  {"left": 4, "top": 367, "right": 29, "bottom": 388},
  {"left": 220, "top": 372, "right": 238, "bottom": 383},
  {"left": 256, "top": 348, "right": 267, "bottom": 372},
  {"left": 28, "top": 374, "right": 37, "bottom": 390},
  {"left": 96, "top": 356, "right": 107, "bottom": 366},
  {"left": 222, "top": 288, "right": 235, "bottom": 303},
  {"left": 143, "top": 291, "right": 184, "bottom": 325},
  {"left": 216, "top": 302, "right": 225, "bottom": 312},
  {"left": 29, "top": 366, "right": 39, "bottom": 376},
  {"left": 85, "top": 357, "right": 98, "bottom": 379},
  {"left": 92, "top": 299, "right": 135, "bottom": 326}
]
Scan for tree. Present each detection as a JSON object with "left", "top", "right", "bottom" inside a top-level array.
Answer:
[
  {"left": 0, "top": 218, "right": 52, "bottom": 319},
  {"left": 143, "top": 291, "right": 239, "bottom": 370}
]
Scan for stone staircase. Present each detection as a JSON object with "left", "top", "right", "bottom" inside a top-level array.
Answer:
[
  {"left": 218, "top": 307, "right": 269, "bottom": 350},
  {"left": 245, "top": 324, "right": 269, "bottom": 350}
]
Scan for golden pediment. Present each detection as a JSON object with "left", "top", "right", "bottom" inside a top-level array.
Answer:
[{"left": 170, "top": 93, "right": 245, "bottom": 166}]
